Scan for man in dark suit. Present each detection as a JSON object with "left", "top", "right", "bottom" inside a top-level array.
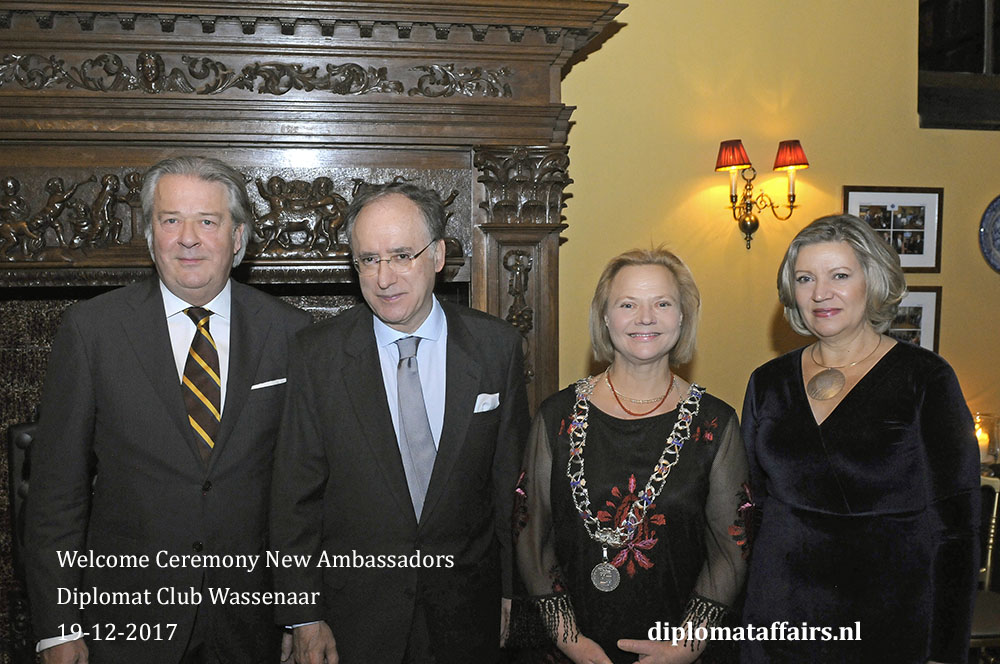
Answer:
[
  {"left": 271, "top": 182, "right": 529, "bottom": 664},
  {"left": 24, "top": 156, "right": 311, "bottom": 664}
]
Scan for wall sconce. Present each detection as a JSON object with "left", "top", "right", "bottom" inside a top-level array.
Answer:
[{"left": 715, "top": 139, "right": 809, "bottom": 249}]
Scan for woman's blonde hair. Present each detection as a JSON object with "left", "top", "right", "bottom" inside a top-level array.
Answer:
[
  {"left": 777, "top": 214, "right": 906, "bottom": 335},
  {"left": 589, "top": 247, "right": 701, "bottom": 366}
]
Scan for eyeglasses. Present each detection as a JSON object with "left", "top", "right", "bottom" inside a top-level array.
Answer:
[{"left": 352, "top": 240, "right": 436, "bottom": 275}]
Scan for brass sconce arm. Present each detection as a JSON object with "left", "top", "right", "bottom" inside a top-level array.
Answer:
[{"left": 727, "top": 167, "right": 797, "bottom": 249}]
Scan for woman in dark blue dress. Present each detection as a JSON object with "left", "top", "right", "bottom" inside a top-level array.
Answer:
[{"left": 741, "top": 214, "right": 980, "bottom": 664}]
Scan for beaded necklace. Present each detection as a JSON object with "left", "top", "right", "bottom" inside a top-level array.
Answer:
[
  {"left": 566, "top": 376, "right": 705, "bottom": 591},
  {"left": 605, "top": 369, "right": 673, "bottom": 416}
]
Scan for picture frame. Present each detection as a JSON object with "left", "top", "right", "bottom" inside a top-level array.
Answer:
[
  {"left": 887, "top": 286, "right": 941, "bottom": 353},
  {"left": 843, "top": 185, "right": 944, "bottom": 272}
]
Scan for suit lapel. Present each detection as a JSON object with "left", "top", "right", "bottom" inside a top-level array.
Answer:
[
  {"left": 421, "top": 305, "right": 481, "bottom": 525},
  {"left": 342, "top": 308, "right": 418, "bottom": 524},
  {"left": 122, "top": 278, "right": 201, "bottom": 465},
  {"left": 211, "top": 282, "right": 269, "bottom": 471}
]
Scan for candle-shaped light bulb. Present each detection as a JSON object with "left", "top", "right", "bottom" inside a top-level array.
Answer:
[
  {"left": 977, "top": 422, "right": 990, "bottom": 462},
  {"left": 773, "top": 140, "right": 808, "bottom": 204},
  {"left": 716, "top": 140, "right": 751, "bottom": 204}
]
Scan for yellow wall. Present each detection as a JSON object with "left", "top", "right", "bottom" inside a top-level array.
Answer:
[{"left": 559, "top": 0, "right": 1000, "bottom": 416}]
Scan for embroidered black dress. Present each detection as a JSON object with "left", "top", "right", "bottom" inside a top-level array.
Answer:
[
  {"left": 740, "top": 342, "right": 980, "bottom": 664},
  {"left": 516, "top": 380, "right": 749, "bottom": 664}
]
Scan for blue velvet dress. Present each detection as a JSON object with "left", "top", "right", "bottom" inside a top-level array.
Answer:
[{"left": 740, "top": 342, "right": 980, "bottom": 663}]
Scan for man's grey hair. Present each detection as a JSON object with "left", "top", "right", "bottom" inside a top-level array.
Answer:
[{"left": 141, "top": 156, "right": 253, "bottom": 266}]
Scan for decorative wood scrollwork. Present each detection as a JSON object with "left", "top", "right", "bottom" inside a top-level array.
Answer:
[
  {"left": 0, "top": 52, "right": 511, "bottom": 98},
  {"left": 0, "top": 53, "right": 225, "bottom": 94},
  {"left": 503, "top": 249, "right": 534, "bottom": 336},
  {"left": 408, "top": 64, "right": 512, "bottom": 98},
  {"left": 475, "top": 146, "right": 572, "bottom": 225},
  {"left": 242, "top": 62, "right": 402, "bottom": 96}
]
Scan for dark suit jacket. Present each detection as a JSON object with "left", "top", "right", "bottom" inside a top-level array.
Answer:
[
  {"left": 270, "top": 302, "right": 529, "bottom": 664},
  {"left": 24, "top": 277, "right": 310, "bottom": 664}
]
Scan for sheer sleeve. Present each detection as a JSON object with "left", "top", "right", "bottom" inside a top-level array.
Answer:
[
  {"left": 685, "top": 408, "right": 750, "bottom": 628},
  {"left": 919, "top": 361, "right": 980, "bottom": 663},
  {"left": 514, "top": 407, "right": 579, "bottom": 644}
]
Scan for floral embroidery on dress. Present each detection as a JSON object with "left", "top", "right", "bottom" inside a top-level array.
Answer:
[
  {"left": 512, "top": 470, "right": 529, "bottom": 542},
  {"left": 595, "top": 474, "right": 666, "bottom": 577},
  {"left": 727, "top": 482, "right": 755, "bottom": 559},
  {"left": 546, "top": 564, "right": 570, "bottom": 594},
  {"left": 693, "top": 416, "right": 719, "bottom": 443}
]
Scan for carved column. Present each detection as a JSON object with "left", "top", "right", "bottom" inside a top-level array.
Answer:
[{"left": 473, "top": 145, "right": 571, "bottom": 410}]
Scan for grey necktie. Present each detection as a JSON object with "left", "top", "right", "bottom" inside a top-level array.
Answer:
[{"left": 395, "top": 336, "right": 437, "bottom": 520}]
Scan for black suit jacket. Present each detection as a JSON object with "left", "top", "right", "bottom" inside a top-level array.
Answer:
[
  {"left": 270, "top": 302, "right": 529, "bottom": 664},
  {"left": 24, "top": 278, "right": 310, "bottom": 663}
]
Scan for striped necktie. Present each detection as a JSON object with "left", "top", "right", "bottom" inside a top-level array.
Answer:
[{"left": 182, "top": 307, "right": 221, "bottom": 461}]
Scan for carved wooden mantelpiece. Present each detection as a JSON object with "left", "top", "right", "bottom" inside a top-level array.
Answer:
[
  {"left": 0, "top": 0, "right": 623, "bottom": 277},
  {"left": 1, "top": 3, "right": 626, "bottom": 655},
  {"left": 0, "top": 1, "right": 621, "bottom": 144}
]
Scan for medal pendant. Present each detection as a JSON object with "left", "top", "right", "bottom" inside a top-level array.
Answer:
[
  {"left": 591, "top": 561, "right": 620, "bottom": 591},
  {"left": 806, "top": 368, "right": 846, "bottom": 401},
  {"left": 591, "top": 547, "right": 620, "bottom": 592}
]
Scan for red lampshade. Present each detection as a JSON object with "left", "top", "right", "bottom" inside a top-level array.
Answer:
[
  {"left": 773, "top": 139, "right": 809, "bottom": 171},
  {"left": 715, "top": 139, "right": 752, "bottom": 171}
]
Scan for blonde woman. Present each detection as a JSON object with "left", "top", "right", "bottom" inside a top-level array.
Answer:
[
  {"left": 516, "top": 248, "right": 749, "bottom": 664},
  {"left": 741, "top": 215, "right": 980, "bottom": 664}
]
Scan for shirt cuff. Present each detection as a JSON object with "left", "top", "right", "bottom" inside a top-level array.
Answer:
[{"left": 37, "top": 630, "right": 84, "bottom": 652}]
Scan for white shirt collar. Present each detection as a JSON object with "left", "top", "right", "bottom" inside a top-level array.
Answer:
[
  {"left": 159, "top": 280, "right": 232, "bottom": 321},
  {"left": 372, "top": 296, "right": 445, "bottom": 348}
]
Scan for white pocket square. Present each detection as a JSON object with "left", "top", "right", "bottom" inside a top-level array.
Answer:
[
  {"left": 474, "top": 392, "right": 500, "bottom": 413},
  {"left": 251, "top": 378, "right": 286, "bottom": 390}
]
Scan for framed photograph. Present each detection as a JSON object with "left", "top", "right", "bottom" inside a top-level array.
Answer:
[
  {"left": 887, "top": 286, "right": 941, "bottom": 353},
  {"left": 843, "top": 186, "right": 944, "bottom": 272}
]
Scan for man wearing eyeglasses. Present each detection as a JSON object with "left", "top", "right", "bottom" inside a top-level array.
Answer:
[{"left": 270, "top": 181, "right": 529, "bottom": 664}]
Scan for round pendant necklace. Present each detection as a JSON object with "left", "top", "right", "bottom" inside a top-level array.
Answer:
[
  {"left": 605, "top": 369, "right": 674, "bottom": 416},
  {"left": 566, "top": 377, "right": 705, "bottom": 592},
  {"left": 805, "top": 336, "right": 882, "bottom": 401}
]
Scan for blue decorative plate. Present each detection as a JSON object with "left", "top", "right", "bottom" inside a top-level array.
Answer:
[{"left": 981, "top": 195, "right": 1000, "bottom": 272}]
